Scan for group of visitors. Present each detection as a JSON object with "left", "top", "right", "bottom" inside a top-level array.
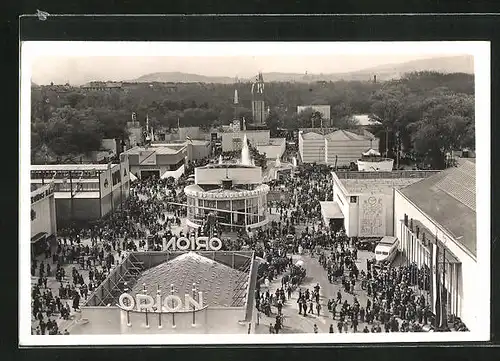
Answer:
[
  {"left": 30, "top": 175, "right": 190, "bottom": 335},
  {"left": 30, "top": 158, "right": 468, "bottom": 335}
]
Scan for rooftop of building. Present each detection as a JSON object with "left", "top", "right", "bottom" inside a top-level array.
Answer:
[
  {"left": 201, "top": 163, "right": 257, "bottom": 169},
  {"left": 185, "top": 183, "right": 268, "bottom": 195},
  {"left": 300, "top": 129, "right": 376, "bottom": 141},
  {"left": 219, "top": 128, "right": 270, "bottom": 134},
  {"left": 398, "top": 158, "right": 476, "bottom": 257},
  {"left": 333, "top": 170, "right": 438, "bottom": 195},
  {"left": 352, "top": 114, "right": 382, "bottom": 126},
  {"left": 340, "top": 178, "right": 425, "bottom": 195},
  {"left": 31, "top": 164, "right": 116, "bottom": 171},
  {"left": 123, "top": 145, "right": 184, "bottom": 155},
  {"left": 131, "top": 252, "right": 249, "bottom": 307},
  {"left": 325, "top": 129, "right": 374, "bottom": 141},
  {"left": 335, "top": 170, "right": 439, "bottom": 180},
  {"left": 300, "top": 131, "right": 325, "bottom": 140}
]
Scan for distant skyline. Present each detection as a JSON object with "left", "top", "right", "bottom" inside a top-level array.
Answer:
[{"left": 32, "top": 54, "right": 464, "bottom": 85}]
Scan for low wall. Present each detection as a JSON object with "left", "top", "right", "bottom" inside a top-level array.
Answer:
[{"left": 71, "top": 306, "right": 248, "bottom": 334}]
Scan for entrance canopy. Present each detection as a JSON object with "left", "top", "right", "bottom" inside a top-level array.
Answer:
[
  {"left": 31, "top": 232, "right": 48, "bottom": 244},
  {"left": 320, "top": 201, "right": 344, "bottom": 220}
]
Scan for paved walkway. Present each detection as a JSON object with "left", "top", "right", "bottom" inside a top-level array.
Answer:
[{"left": 253, "top": 250, "right": 377, "bottom": 334}]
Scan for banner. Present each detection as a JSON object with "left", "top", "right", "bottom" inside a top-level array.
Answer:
[
  {"left": 99, "top": 169, "right": 111, "bottom": 197},
  {"left": 138, "top": 150, "right": 156, "bottom": 165},
  {"left": 121, "top": 155, "right": 130, "bottom": 185}
]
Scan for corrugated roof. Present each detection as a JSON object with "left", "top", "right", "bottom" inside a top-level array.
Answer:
[
  {"left": 399, "top": 159, "right": 476, "bottom": 257},
  {"left": 301, "top": 132, "right": 325, "bottom": 140},
  {"left": 325, "top": 130, "right": 372, "bottom": 141},
  {"left": 124, "top": 146, "right": 181, "bottom": 155},
  {"left": 131, "top": 252, "right": 248, "bottom": 307},
  {"left": 31, "top": 164, "right": 113, "bottom": 171}
]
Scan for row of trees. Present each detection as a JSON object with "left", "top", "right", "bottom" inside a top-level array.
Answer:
[
  {"left": 31, "top": 71, "right": 475, "bottom": 168},
  {"left": 369, "top": 78, "right": 474, "bottom": 168}
]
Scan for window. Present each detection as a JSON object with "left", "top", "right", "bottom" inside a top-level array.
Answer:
[{"left": 350, "top": 196, "right": 357, "bottom": 203}]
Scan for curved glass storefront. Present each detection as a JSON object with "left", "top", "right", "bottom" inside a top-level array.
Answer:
[{"left": 185, "top": 184, "right": 269, "bottom": 229}]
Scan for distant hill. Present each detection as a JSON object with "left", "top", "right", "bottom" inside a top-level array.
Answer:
[
  {"left": 128, "top": 55, "right": 476, "bottom": 84},
  {"left": 133, "top": 71, "right": 235, "bottom": 84},
  {"left": 338, "top": 55, "right": 474, "bottom": 81}
]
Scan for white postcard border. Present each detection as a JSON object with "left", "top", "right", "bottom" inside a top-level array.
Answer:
[{"left": 20, "top": 41, "right": 490, "bottom": 345}]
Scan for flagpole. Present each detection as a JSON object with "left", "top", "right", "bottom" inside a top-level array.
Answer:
[
  {"left": 441, "top": 247, "right": 447, "bottom": 329},
  {"left": 434, "top": 241, "right": 440, "bottom": 329}
]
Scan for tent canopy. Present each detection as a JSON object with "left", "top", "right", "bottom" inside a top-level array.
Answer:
[
  {"left": 362, "top": 148, "right": 381, "bottom": 156},
  {"left": 320, "top": 201, "right": 344, "bottom": 220},
  {"left": 186, "top": 219, "right": 201, "bottom": 229}
]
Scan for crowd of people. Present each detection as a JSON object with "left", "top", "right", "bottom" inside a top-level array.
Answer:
[
  {"left": 30, "top": 174, "right": 189, "bottom": 335},
  {"left": 30, "top": 156, "right": 467, "bottom": 335}
]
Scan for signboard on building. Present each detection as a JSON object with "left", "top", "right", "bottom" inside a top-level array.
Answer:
[
  {"left": 31, "top": 185, "right": 54, "bottom": 204},
  {"left": 118, "top": 292, "right": 204, "bottom": 313},
  {"left": 139, "top": 150, "right": 156, "bottom": 165},
  {"left": 165, "top": 236, "right": 222, "bottom": 251},
  {"left": 358, "top": 195, "right": 386, "bottom": 237},
  {"left": 99, "top": 169, "right": 112, "bottom": 197}
]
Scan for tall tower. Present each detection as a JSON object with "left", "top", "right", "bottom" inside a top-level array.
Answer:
[
  {"left": 233, "top": 88, "right": 240, "bottom": 130},
  {"left": 251, "top": 72, "right": 266, "bottom": 125}
]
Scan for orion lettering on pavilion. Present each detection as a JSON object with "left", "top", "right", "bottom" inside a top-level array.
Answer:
[
  {"left": 165, "top": 236, "right": 222, "bottom": 251},
  {"left": 118, "top": 292, "right": 204, "bottom": 313}
]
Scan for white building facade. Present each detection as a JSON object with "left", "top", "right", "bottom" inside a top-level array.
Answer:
[
  {"left": 30, "top": 183, "right": 57, "bottom": 256},
  {"left": 393, "top": 159, "right": 477, "bottom": 331},
  {"left": 325, "top": 171, "right": 437, "bottom": 237},
  {"left": 298, "top": 131, "right": 326, "bottom": 164}
]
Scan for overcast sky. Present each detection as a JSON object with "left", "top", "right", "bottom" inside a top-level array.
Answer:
[{"left": 31, "top": 54, "right": 455, "bottom": 85}]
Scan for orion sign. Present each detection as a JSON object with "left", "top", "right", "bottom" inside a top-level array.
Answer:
[
  {"left": 165, "top": 236, "right": 222, "bottom": 251},
  {"left": 118, "top": 292, "right": 203, "bottom": 313}
]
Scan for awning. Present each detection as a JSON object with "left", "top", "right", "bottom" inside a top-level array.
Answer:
[
  {"left": 31, "top": 232, "right": 48, "bottom": 244},
  {"left": 186, "top": 219, "right": 202, "bottom": 229},
  {"left": 129, "top": 172, "right": 138, "bottom": 182},
  {"left": 320, "top": 201, "right": 344, "bottom": 220}
]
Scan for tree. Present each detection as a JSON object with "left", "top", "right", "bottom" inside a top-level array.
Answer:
[
  {"left": 408, "top": 92, "right": 474, "bottom": 169},
  {"left": 266, "top": 108, "right": 284, "bottom": 136},
  {"left": 331, "top": 103, "right": 355, "bottom": 129},
  {"left": 370, "top": 84, "right": 409, "bottom": 157}
]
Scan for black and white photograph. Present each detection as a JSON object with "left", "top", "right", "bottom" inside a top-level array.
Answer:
[{"left": 19, "top": 41, "right": 490, "bottom": 345}]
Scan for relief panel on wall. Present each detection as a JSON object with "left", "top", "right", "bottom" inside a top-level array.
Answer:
[{"left": 359, "top": 195, "right": 386, "bottom": 237}]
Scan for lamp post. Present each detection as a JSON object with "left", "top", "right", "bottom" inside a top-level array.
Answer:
[
  {"left": 123, "top": 282, "right": 131, "bottom": 326},
  {"left": 171, "top": 284, "right": 175, "bottom": 327},
  {"left": 143, "top": 283, "right": 149, "bottom": 328},
  {"left": 157, "top": 286, "right": 162, "bottom": 328},
  {"left": 192, "top": 283, "right": 197, "bottom": 326}
]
